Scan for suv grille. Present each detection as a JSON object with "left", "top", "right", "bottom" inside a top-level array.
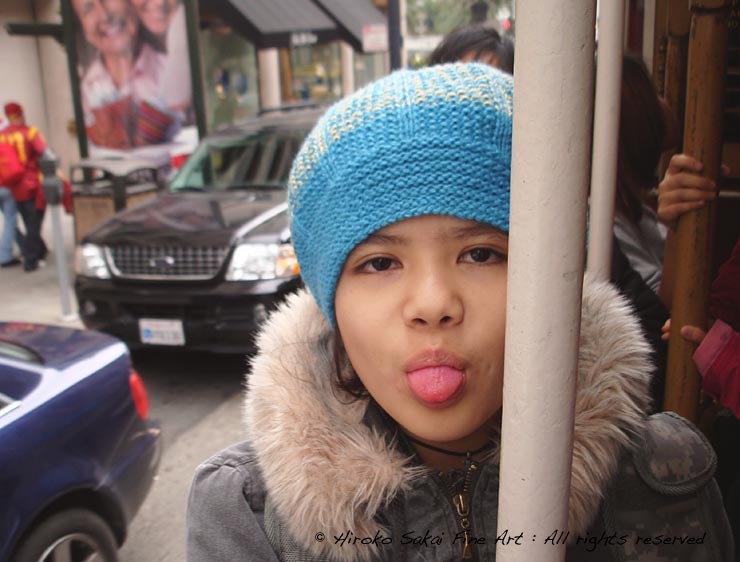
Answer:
[{"left": 106, "top": 245, "right": 228, "bottom": 280}]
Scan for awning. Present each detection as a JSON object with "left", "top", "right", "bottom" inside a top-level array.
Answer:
[
  {"left": 311, "top": 0, "right": 388, "bottom": 53},
  {"left": 209, "top": 0, "right": 340, "bottom": 49}
]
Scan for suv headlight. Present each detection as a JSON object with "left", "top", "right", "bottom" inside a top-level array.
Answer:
[
  {"left": 75, "top": 244, "right": 111, "bottom": 279},
  {"left": 226, "top": 243, "right": 300, "bottom": 281}
]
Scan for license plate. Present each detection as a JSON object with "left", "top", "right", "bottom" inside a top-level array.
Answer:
[{"left": 139, "top": 319, "right": 185, "bottom": 346}]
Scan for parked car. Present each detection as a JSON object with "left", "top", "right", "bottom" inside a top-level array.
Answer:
[
  {"left": 0, "top": 322, "right": 160, "bottom": 562},
  {"left": 74, "top": 105, "right": 326, "bottom": 353}
]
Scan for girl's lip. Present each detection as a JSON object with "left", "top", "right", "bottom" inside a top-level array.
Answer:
[{"left": 404, "top": 349, "right": 467, "bottom": 373}]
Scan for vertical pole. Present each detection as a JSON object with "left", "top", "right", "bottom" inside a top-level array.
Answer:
[
  {"left": 663, "top": 0, "right": 729, "bottom": 420},
  {"left": 60, "top": 0, "right": 88, "bottom": 159},
  {"left": 258, "top": 49, "right": 282, "bottom": 110},
  {"left": 658, "top": 0, "right": 691, "bottom": 174},
  {"left": 498, "top": 1, "right": 596, "bottom": 561},
  {"left": 587, "top": 0, "right": 626, "bottom": 281},
  {"left": 652, "top": 0, "right": 669, "bottom": 93},
  {"left": 642, "top": 0, "right": 657, "bottom": 73},
  {"left": 388, "top": 0, "right": 402, "bottom": 71},
  {"left": 41, "top": 156, "right": 76, "bottom": 322},
  {"left": 399, "top": 0, "right": 408, "bottom": 69},
  {"left": 183, "top": 0, "right": 208, "bottom": 139},
  {"left": 49, "top": 203, "right": 76, "bottom": 321},
  {"left": 280, "top": 48, "right": 295, "bottom": 102},
  {"left": 340, "top": 42, "right": 355, "bottom": 97}
]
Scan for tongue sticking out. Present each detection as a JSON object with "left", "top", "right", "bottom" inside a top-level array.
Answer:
[{"left": 407, "top": 366, "right": 465, "bottom": 404}]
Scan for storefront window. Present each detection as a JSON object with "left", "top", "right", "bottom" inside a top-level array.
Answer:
[
  {"left": 289, "top": 42, "right": 342, "bottom": 103},
  {"left": 200, "top": 25, "right": 259, "bottom": 130},
  {"left": 354, "top": 52, "right": 387, "bottom": 90}
]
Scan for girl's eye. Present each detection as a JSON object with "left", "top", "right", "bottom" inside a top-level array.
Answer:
[
  {"left": 460, "top": 247, "right": 505, "bottom": 264},
  {"left": 358, "top": 257, "right": 397, "bottom": 272}
]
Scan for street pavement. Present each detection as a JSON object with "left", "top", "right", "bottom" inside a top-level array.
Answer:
[{"left": 0, "top": 207, "right": 81, "bottom": 327}]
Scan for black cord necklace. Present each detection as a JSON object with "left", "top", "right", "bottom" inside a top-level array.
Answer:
[{"left": 404, "top": 433, "right": 496, "bottom": 458}]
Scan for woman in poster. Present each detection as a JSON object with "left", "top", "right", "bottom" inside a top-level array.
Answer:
[
  {"left": 132, "top": 0, "right": 193, "bottom": 119},
  {"left": 72, "top": 0, "right": 191, "bottom": 150}
]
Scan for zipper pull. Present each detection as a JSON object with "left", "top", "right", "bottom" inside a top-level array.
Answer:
[
  {"left": 454, "top": 494, "right": 473, "bottom": 559},
  {"left": 462, "top": 531, "right": 473, "bottom": 559},
  {"left": 454, "top": 493, "right": 469, "bottom": 517}
]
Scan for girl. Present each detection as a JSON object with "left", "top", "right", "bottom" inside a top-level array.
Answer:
[{"left": 187, "top": 63, "right": 733, "bottom": 561}]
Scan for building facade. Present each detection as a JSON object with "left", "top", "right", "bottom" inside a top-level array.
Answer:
[{"left": 0, "top": 0, "right": 388, "bottom": 171}]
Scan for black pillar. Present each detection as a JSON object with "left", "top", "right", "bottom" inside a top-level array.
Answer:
[{"left": 388, "top": 0, "right": 402, "bottom": 70}]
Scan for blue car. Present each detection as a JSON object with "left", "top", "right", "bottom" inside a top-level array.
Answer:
[{"left": 0, "top": 322, "right": 161, "bottom": 562}]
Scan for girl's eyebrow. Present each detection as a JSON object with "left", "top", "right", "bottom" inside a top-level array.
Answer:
[
  {"left": 359, "top": 233, "right": 405, "bottom": 246},
  {"left": 449, "top": 224, "right": 507, "bottom": 242}
]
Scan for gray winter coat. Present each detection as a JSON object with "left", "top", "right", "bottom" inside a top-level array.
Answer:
[{"left": 187, "top": 278, "right": 734, "bottom": 562}]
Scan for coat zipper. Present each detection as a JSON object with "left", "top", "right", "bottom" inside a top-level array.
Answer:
[{"left": 437, "top": 456, "right": 481, "bottom": 561}]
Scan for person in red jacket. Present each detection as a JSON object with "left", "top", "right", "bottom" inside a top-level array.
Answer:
[{"left": 0, "top": 102, "right": 48, "bottom": 271}]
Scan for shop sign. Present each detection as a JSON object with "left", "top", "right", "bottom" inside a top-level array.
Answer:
[
  {"left": 362, "top": 23, "right": 388, "bottom": 52},
  {"left": 291, "top": 32, "right": 319, "bottom": 47}
]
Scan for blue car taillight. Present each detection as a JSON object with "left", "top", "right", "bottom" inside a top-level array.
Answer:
[{"left": 129, "top": 370, "right": 150, "bottom": 419}]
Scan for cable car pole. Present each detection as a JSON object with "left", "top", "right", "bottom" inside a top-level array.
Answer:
[
  {"left": 658, "top": 0, "right": 691, "bottom": 175},
  {"left": 587, "top": 0, "right": 625, "bottom": 281},
  {"left": 663, "top": 0, "right": 730, "bottom": 421},
  {"left": 498, "top": 0, "right": 596, "bottom": 559}
]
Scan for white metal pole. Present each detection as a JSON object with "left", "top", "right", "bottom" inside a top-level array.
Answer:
[
  {"left": 340, "top": 42, "right": 355, "bottom": 97},
  {"left": 257, "top": 48, "right": 281, "bottom": 110},
  {"left": 498, "top": 1, "right": 596, "bottom": 560},
  {"left": 49, "top": 203, "right": 77, "bottom": 322},
  {"left": 587, "top": 0, "right": 625, "bottom": 281}
]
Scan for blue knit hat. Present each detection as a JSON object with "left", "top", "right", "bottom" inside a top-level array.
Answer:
[{"left": 288, "top": 62, "right": 513, "bottom": 324}]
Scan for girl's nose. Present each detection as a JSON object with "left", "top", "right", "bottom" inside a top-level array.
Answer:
[{"left": 402, "top": 270, "right": 463, "bottom": 328}]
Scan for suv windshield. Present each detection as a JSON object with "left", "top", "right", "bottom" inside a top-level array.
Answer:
[{"left": 169, "top": 129, "right": 306, "bottom": 192}]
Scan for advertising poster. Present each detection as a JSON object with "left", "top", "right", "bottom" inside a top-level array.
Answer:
[{"left": 70, "top": 0, "right": 198, "bottom": 162}]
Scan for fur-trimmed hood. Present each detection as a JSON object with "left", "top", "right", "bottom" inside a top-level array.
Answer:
[{"left": 244, "top": 276, "right": 653, "bottom": 561}]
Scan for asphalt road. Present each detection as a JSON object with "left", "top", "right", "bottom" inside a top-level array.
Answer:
[{"left": 118, "top": 349, "right": 249, "bottom": 562}]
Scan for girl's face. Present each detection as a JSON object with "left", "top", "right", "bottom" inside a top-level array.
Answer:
[
  {"left": 73, "top": 0, "right": 137, "bottom": 56},
  {"left": 131, "top": 0, "right": 179, "bottom": 37},
  {"left": 335, "top": 215, "right": 508, "bottom": 450}
]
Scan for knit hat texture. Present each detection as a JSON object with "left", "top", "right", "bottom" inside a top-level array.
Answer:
[{"left": 288, "top": 62, "right": 514, "bottom": 324}]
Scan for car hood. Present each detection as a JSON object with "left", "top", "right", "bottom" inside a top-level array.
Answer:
[{"left": 85, "top": 191, "right": 289, "bottom": 247}]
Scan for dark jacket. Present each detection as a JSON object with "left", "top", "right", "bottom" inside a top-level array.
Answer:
[
  {"left": 187, "top": 278, "right": 734, "bottom": 562},
  {"left": 610, "top": 236, "right": 670, "bottom": 408}
]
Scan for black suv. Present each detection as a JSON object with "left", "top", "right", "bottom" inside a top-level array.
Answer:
[{"left": 74, "top": 106, "right": 325, "bottom": 353}]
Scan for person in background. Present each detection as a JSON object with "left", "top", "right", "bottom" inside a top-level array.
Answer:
[
  {"left": 0, "top": 111, "right": 21, "bottom": 268},
  {"left": 0, "top": 186, "right": 20, "bottom": 268},
  {"left": 612, "top": 54, "right": 684, "bottom": 307},
  {"left": 427, "top": 23, "right": 514, "bottom": 73},
  {"left": 0, "top": 103, "right": 48, "bottom": 272}
]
